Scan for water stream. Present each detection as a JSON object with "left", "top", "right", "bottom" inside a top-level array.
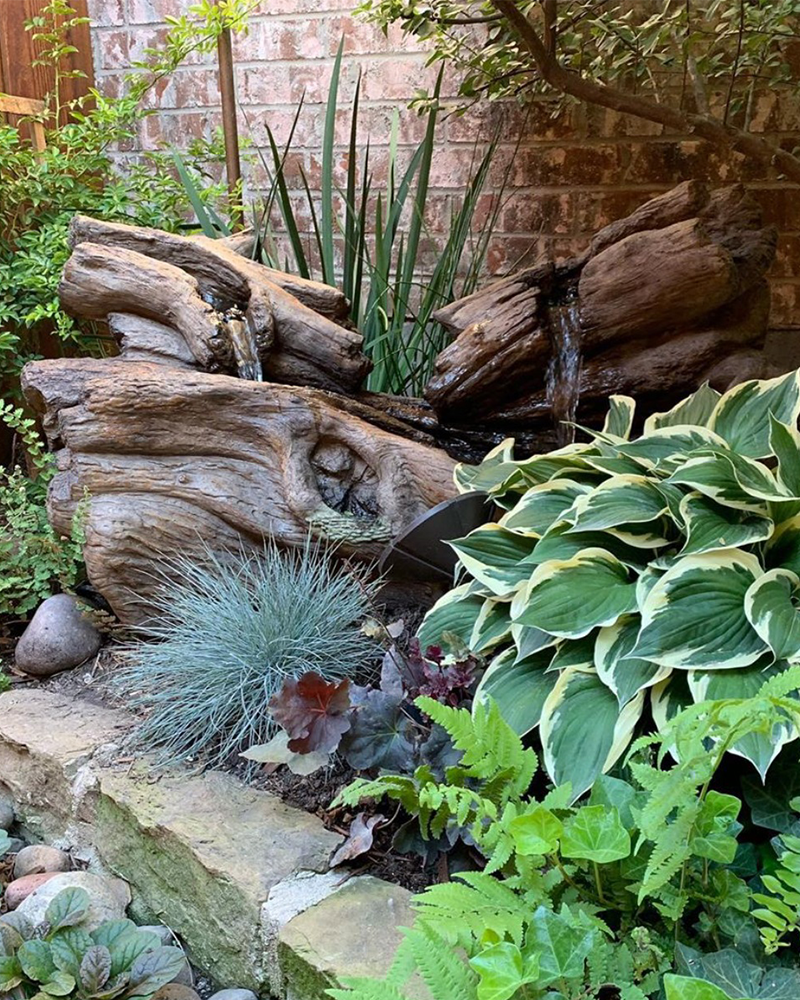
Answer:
[
  {"left": 545, "top": 296, "right": 582, "bottom": 446},
  {"left": 224, "top": 308, "right": 263, "bottom": 382}
]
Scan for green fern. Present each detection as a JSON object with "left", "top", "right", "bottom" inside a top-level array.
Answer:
[{"left": 752, "top": 833, "right": 800, "bottom": 954}]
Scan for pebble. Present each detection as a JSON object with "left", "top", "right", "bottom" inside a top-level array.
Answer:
[
  {"left": 5, "top": 872, "right": 61, "bottom": 910},
  {"left": 139, "top": 924, "right": 177, "bottom": 946},
  {"left": 152, "top": 987, "right": 200, "bottom": 1000},
  {"left": 15, "top": 594, "right": 102, "bottom": 677},
  {"left": 13, "top": 845, "right": 71, "bottom": 879},
  {"left": 208, "top": 991, "right": 258, "bottom": 1000}
]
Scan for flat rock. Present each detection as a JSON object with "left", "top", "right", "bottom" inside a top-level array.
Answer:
[
  {"left": 15, "top": 871, "right": 130, "bottom": 930},
  {"left": 15, "top": 593, "right": 102, "bottom": 677},
  {"left": 95, "top": 768, "right": 341, "bottom": 991},
  {"left": 5, "top": 872, "right": 62, "bottom": 910},
  {"left": 279, "top": 877, "right": 414, "bottom": 997},
  {"left": 0, "top": 689, "right": 130, "bottom": 839},
  {"left": 13, "top": 845, "right": 71, "bottom": 879}
]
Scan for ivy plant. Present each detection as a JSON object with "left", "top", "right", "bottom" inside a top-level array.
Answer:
[{"left": 418, "top": 369, "right": 800, "bottom": 797}]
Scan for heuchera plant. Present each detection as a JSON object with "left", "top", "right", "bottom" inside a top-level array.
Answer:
[
  {"left": 244, "top": 630, "right": 480, "bottom": 778},
  {"left": 418, "top": 369, "right": 800, "bottom": 797}
]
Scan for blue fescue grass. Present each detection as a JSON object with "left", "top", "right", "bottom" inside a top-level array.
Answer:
[{"left": 115, "top": 543, "right": 379, "bottom": 770}]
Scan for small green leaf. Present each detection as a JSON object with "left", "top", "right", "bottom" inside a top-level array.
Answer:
[
  {"left": 45, "top": 888, "right": 91, "bottom": 932},
  {"left": 561, "top": 805, "right": 631, "bottom": 863},
  {"left": 509, "top": 806, "right": 562, "bottom": 856},
  {"left": 17, "top": 940, "right": 56, "bottom": 983},
  {"left": 469, "top": 941, "right": 539, "bottom": 1000}
]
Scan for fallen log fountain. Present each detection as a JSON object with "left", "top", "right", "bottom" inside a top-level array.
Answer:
[{"left": 22, "top": 181, "right": 781, "bottom": 621}]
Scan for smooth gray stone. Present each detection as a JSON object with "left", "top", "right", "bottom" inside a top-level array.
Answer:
[{"left": 15, "top": 594, "right": 101, "bottom": 677}]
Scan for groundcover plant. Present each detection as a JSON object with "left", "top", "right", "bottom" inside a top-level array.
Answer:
[{"left": 416, "top": 369, "right": 800, "bottom": 797}]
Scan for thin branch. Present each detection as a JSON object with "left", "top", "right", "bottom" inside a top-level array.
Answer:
[
  {"left": 435, "top": 13, "right": 503, "bottom": 25},
  {"left": 490, "top": 0, "right": 800, "bottom": 183},
  {"left": 724, "top": 0, "right": 745, "bottom": 125},
  {"left": 543, "top": 0, "right": 558, "bottom": 57}
]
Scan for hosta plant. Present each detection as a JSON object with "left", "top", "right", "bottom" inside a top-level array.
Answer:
[
  {"left": 0, "top": 887, "right": 185, "bottom": 999},
  {"left": 419, "top": 369, "right": 800, "bottom": 797}
]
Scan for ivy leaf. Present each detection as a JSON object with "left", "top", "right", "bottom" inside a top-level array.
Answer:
[
  {"left": 508, "top": 806, "right": 562, "bottom": 856},
  {"left": 690, "top": 792, "right": 742, "bottom": 864},
  {"left": 268, "top": 672, "right": 352, "bottom": 754},
  {"left": 469, "top": 941, "right": 539, "bottom": 1000},
  {"left": 522, "top": 906, "right": 595, "bottom": 988},
  {"left": 560, "top": 805, "right": 631, "bottom": 863}
]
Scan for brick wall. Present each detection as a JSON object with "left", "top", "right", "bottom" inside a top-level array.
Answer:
[{"left": 86, "top": 0, "right": 800, "bottom": 334}]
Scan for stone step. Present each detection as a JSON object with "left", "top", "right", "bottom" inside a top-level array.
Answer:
[{"left": 0, "top": 689, "right": 412, "bottom": 997}]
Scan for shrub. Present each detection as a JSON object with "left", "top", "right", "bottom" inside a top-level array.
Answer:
[
  {"left": 0, "top": 886, "right": 185, "bottom": 999},
  {"left": 418, "top": 369, "right": 800, "bottom": 797},
  {"left": 0, "top": 403, "right": 84, "bottom": 618},
  {"left": 116, "top": 544, "right": 380, "bottom": 769}
]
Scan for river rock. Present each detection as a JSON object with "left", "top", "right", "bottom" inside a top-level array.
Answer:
[
  {"left": 0, "top": 787, "right": 14, "bottom": 831},
  {"left": 208, "top": 991, "right": 257, "bottom": 1000},
  {"left": 15, "top": 871, "right": 130, "bottom": 930},
  {"left": 13, "top": 845, "right": 71, "bottom": 879},
  {"left": 152, "top": 987, "right": 201, "bottom": 1000},
  {"left": 14, "top": 593, "right": 102, "bottom": 677},
  {"left": 5, "top": 872, "right": 61, "bottom": 910},
  {"left": 140, "top": 924, "right": 176, "bottom": 946}
]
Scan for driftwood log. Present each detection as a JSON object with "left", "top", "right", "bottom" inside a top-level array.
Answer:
[{"left": 21, "top": 182, "right": 782, "bottom": 621}]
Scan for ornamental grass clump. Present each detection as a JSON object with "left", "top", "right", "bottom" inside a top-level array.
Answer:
[
  {"left": 418, "top": 369, "right": 800, "bottom": 798},
  {"left": 116, "top": 544, "right": 379, "bottom": 769}
]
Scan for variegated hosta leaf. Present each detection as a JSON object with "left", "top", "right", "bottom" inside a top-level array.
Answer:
[
  {"left": 601, "top": 394, "right": 636, "bottom": 440},
  {"left": 766, "top": 515, "right": 800, "bottom": 576},
  {"left": 473, "top": 647, "right": 558, "bottom": 736},
  {"left": 539, "top": 667, "right": 645, "bottom": 800},
  {"left": 566, "top": 475, "right": 668, "bottom": 532},
  {"left": 511, "top": 622, "right": 556, "bottom": 660},
  {"left": 528, "top": 522, "right": 648, "bottom": 569},
  {"left": 769, "top": 414, "right": 800, "bottom": 497},
  {"left": 679, "top": 492, "right": 774, "bottom": 556},
  {"left": 595, "top": 615, "right": 671, "bottom": 707},
  {"left": 615, "top": 425, "right": 728, "bottom": 472},
  {"left": 470, "top": 597, "right": 513, "bottom": 655},
  {"left": 744, "top": 568, "right": 800, "bottom": 661},
  {"left": 513, "top": 548, "right": 637, "bottom": 639},
  {"left": 604, "top": 518, "right": 674, "bottom": 549},
  {"left": 643, "top": 382, "right": 721, "bottom": 434},
  {"left": 633, "top": 549, "right": 767, "bottom": 669},
  {"left": 710, "top": 368, "right": 800, "bottom": 460},
  {"left": 651, "top": 672, "right": 693, "bottom": 735},
  {"left": 454, "top": 438, "right": 515, "bottom": 494},
  {"left": 511, "top": 445, "right": 599, "bottom": 486},
  {"left": 450, "top": 525, "right": 537, "bottom": 597},
  {"left": 667, "top": 451, "right": 782, "bottom": 511},
  {"left": 549, "top": 634, "right": 595, "bottom": 673},
  {"left": 582, "top": 453, "right": 649, "bottom": 476},
  {"left": 417, "top": 583, "right": 485, "bottom": 650},
  {"left": 688, "top": 658, "right": 797, "bottom": 779},
  {"left": 499, "top": 480, "right": 591, "bottom": 537},
  {"left": 636, "top": 566, "right": 665, "bottom": 605}
]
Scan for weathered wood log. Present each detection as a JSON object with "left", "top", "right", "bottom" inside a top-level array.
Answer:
[
  {"left": 22, "top": 359, "right": 456, "bottom": 623},
  {"left": 425, "top": 183, "right": 777, "bottom": 424},
  {"left": 66, "top": 215, "right": 368, "bottom": 392}
]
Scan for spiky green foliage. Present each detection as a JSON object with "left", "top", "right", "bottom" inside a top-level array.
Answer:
[
  {"left": 752, "top": 834, "right": 800, "bottom": 954},
  {"left": 115, "top": 544, "right": 378, "bottom": 769}
]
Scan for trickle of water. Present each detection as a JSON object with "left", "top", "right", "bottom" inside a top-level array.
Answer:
[
  {"left": 545, "top": 297, "right": 582, "bottom": 446},
  {"left": 225, "top": 311, "right": 263, "bottom": 382}
]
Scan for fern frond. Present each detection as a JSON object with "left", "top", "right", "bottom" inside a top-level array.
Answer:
[
  {"left": 327, "top": 981, "right": 407, "bottom": 1000},
  {"left": 413, "top": 872, "right": 530, "bottom": 947},
  {"left": 406, "top": 925, "right": 477, "bottom": 1000}
]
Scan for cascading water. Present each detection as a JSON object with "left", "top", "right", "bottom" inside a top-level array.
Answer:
[
  {"left": 544, "top": 294, "right": 582, "bottom": 446},
  {"left": 223, "top": 306, "right": 263, "bottom": 382}
]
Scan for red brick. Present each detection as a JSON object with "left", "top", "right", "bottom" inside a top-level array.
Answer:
[{"left": 95, "top": 29, "right": 129, "bottom": 71}]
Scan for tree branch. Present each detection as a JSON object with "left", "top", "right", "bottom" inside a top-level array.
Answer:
[{"left": 490, "top": 0, "right": 800, "bottom": 184}]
